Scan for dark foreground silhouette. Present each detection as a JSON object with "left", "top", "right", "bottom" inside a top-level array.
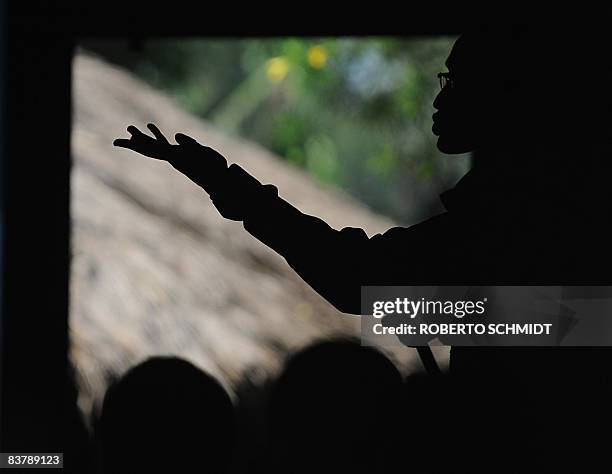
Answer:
[
  {"left": 114, "top": 26, "right": 612, "bottom": 471},
  {"left": 89, "top": 339, "right": 612, "bottom": 474},
  {"left": 96, "top": 357, "right": 234, "bottom": 473},
  {"left": 267, "top": 339, "right": 402, "bottom": 474}
]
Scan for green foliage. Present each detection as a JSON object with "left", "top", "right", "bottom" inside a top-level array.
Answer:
[{"left": 82, "top": 37, "right": 470, "bottom": 223}]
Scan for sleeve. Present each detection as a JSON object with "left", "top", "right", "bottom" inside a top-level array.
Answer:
[{"left": 229, "top": 165, "right": 453, "bottom": 315}]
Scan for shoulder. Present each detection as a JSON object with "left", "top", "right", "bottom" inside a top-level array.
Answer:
[{"left": 374, "top": 212, "right": 454, "bottom": 244}]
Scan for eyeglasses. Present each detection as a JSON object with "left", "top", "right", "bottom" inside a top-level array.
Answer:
[{"left": 437, "top": 72, "right": 454, "bottom": 90}]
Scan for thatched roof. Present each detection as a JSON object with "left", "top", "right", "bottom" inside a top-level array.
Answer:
[{"left": 70, "top": 52, "right": 449, "bottom": 412}]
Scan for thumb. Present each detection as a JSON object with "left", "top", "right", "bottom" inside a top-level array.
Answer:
[{"left": 175, "top": 133, "right": 200, "bottom": 146}]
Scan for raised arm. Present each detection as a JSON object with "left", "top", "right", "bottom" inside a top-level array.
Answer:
[{"left": 114, "top": 124, "right": 451, "bottom": 314}]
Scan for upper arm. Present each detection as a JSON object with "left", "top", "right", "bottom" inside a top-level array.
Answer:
[
  {"left": 365, "top": 213, "right": 454, "bottom": 285},
  {"left": 283, "top": 212, "right": 455, "bottom": 314},
  {"left": 239, "top": 178, "right": 456, "bottom": 313}
]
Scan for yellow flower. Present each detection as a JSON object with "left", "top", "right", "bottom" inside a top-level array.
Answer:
[
  {"left": 307, "top": 45, "right": 328, "bottom": 69},
  {"left": 266, "top": 56, "right": 290, "bottom": 83}
]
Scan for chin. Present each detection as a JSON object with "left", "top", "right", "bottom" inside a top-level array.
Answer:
[{"left": 436, "top": 134, "right": 474, "bottom": 155}]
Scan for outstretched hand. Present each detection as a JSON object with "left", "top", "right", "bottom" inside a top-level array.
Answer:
[
  {"left": 114, "top": 123, "right": 232, "bottom": 199},
  {"left": 113, "top": 123, "right": 177, "bottom": 160}
]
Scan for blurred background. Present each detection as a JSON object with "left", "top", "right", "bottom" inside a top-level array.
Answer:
[
  {"left": 70, "top": 37, "right": 468, "bottom": 415},
  {"left": 82, "top": 37, "right": 469, "bottom": 221}
]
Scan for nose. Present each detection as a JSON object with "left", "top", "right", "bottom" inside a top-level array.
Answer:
[
  {"left": 433, "top": 92, "right": 441, "bottom": 111},
  {"left": 433, "top": 85, "right": 450, "bottom": 111}
]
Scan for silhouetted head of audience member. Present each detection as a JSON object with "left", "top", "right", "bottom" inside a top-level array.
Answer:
[
  {"left": 97, "top": 356, "right": 234, "bottom": 474},
  {"left": 433, "top": 25, "right": 607, "bottom": 156},
  {"left": 268, "top": 338, "right": 403, "bottom": 473}
]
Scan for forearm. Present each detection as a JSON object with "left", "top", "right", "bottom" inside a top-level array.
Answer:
[
  {"left": 172, "top": 158, "right": 371, "bottom": 314},
  {"left": 243, "top": 197, "right": 371, "bottom": 314}
]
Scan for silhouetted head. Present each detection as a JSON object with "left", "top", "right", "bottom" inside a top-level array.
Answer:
[
  {"left": 268, "top": 339, "right": 402, "bottom": 472},
  {"left": 97, "top": 356, "right": 234, "bottom": 474},
  {"left": 433, "top": 25, "right": 606, "bottom": 155}
]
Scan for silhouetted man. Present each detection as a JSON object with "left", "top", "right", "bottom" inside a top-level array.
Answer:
[{"left": 114, "top": 26, "right": 612, "bottom": 471}]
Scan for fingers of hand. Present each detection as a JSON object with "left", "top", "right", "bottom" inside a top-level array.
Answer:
[
  {"left": 113, "top": 125, "right": 150, "bottom": 149},
  {"left": 113, "top": 138, "right": 133, "bottom": 148},
  {"left": 147, "top": 123, "right": 170, "bottom": 144},
  {"left": 127, "top": 125, "right": 147, "bottom": 138},
  {"left": 114, "top": 125, "right": 174, "bottom": 160}
]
